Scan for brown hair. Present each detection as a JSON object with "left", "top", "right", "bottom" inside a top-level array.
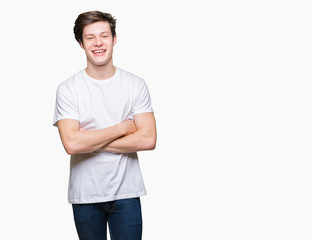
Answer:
[{"left": 73, "top": 11, "right": 117, "bottom": 44}]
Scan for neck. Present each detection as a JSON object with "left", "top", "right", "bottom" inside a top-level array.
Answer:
[{"left": 85, "top": 62, "right": 116, "bottom": 80}]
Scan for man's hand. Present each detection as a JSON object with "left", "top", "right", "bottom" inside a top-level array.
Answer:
[
  {"left": 121, "top": 119, "right": 137, "bottom": 135},
  {"left": 100, "top": 113, "right": 156, "bottom": 153}
]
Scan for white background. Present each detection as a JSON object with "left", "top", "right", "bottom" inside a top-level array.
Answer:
[{"left": 0, "top": 0, "right": 311, "bottom": 239}]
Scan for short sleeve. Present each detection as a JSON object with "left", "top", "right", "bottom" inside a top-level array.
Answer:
[
  {"left": 53, "top": 84, "right": 79, "bottom": 127},
  {"left": 133, "top": 79, "right": 153, "bottom": 115}
]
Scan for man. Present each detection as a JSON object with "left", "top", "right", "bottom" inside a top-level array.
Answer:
[{"left": 53, "top": 11, "right": 156, "bottom": 240}]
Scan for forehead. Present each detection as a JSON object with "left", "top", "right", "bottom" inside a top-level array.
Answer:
[{"left": 83, "top": 21, "right": 111, "bottom": 35}]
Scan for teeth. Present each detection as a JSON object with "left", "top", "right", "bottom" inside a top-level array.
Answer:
[{"left": 93, "top": 50, "right": 105, "bottom": 53}]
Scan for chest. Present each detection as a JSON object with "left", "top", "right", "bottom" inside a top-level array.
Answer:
[{"left": 75, "top": 81, "right": 135, "bottom": 129}]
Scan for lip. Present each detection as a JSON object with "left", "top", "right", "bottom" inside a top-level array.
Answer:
[{"left": 92, "top": 49, "right": 106, "bottom": 56}]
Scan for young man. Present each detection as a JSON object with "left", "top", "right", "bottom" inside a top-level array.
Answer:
[{"left": 53, "top": 11, "right": 156, "bottom": 240}]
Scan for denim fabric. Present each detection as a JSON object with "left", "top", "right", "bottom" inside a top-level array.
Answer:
[{"left": 72, "top": 198, "right": 142, "bottom": 240}]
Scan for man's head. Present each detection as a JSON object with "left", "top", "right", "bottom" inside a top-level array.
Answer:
[
  {"left": 74, "top": 11, "right": 117, "bottom": 45},
  {"left": 74, "top": 11, "right": 117, "bottom": 69}
]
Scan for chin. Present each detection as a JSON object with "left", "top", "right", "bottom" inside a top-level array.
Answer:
[
  {"left": 88, "top": 59, "right": 108, "bottom": 67},
  {"left": 89, "top": 57, "right": 112, "bottom": 67}
]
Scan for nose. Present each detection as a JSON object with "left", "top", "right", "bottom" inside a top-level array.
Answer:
[{"left": 94, "top": 37, "right": 103, "bottom": 46}]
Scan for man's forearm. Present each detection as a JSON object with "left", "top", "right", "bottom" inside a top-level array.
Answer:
[
  {"left": 67, "top": 125, "right": 126, "bottom": 154},
  {"left": 100, "top": 112, "right": 157, "bottom": 153},
  {"left": 100, "top": 130, "right": 156, "bottom": 153},
  {"left": 58, "top": 119, "right": 136, "bottom": 155}
]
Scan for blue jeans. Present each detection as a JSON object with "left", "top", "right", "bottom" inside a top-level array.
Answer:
[{"left": 72, "top": 198, "right": 142, "bottom": 240}]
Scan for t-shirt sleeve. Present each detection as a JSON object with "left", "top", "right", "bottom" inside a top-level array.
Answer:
[
  {"left": 53, "top": 84, "right": 79, "bottom": 127},
  {"left": 133, "top": 79, "right": 153, "bottom": 115}
]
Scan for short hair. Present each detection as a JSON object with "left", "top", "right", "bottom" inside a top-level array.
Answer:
[{"left": 73, "top": 11, "right": 117, "bottom": 44}]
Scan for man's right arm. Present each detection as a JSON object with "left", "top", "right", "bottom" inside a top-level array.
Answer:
[{"left": 57, "top": 119, "right": 136, "bottom": 155}]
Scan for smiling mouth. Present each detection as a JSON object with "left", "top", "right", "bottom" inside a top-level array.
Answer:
[{"left": 92, "top": 50, "right": 106, "bottom": 54}]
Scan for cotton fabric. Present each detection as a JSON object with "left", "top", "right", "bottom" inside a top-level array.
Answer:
[{"left": 53, "top": 68, "right": 153, "bottom": 203}]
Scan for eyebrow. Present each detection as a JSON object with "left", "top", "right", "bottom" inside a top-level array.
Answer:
[{"left": 84, "top": 32, "right": 110, "bottom": 37}]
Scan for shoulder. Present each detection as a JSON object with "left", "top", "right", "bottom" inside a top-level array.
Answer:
[
  {"left": 57, "top": 70, "right": 85, "bottom": 91},
  {"left": 118, "top": 68, "right": 144, "bottom": 84}
]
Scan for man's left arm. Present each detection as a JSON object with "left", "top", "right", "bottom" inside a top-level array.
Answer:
[{"left": 101, "top": 112, "right": 157, "bottom": 153}]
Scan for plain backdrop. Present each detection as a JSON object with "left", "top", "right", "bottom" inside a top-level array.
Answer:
[{"left": 0, "top": 0, "right": 311, "bottom": 239}]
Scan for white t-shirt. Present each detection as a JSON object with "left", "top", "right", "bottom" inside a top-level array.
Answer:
[{"left": 53, "top": 68, "right": 153, "bottom": 204}]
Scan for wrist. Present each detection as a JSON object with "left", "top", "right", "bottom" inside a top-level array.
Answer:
[{"left": 120, "top": 121, "right": 129, "bottom": 136}]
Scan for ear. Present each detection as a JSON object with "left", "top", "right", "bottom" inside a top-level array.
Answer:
[
  {"left": 79, "top": 40, "right": 84, "bottom": 49},
  {"left": 113, "top": 34, "right": 117, "bottom": 46}
]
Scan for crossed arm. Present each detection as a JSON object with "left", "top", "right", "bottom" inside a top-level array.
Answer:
[{"left": 57, "top": 112, "right": 156, "bottom": 155}]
